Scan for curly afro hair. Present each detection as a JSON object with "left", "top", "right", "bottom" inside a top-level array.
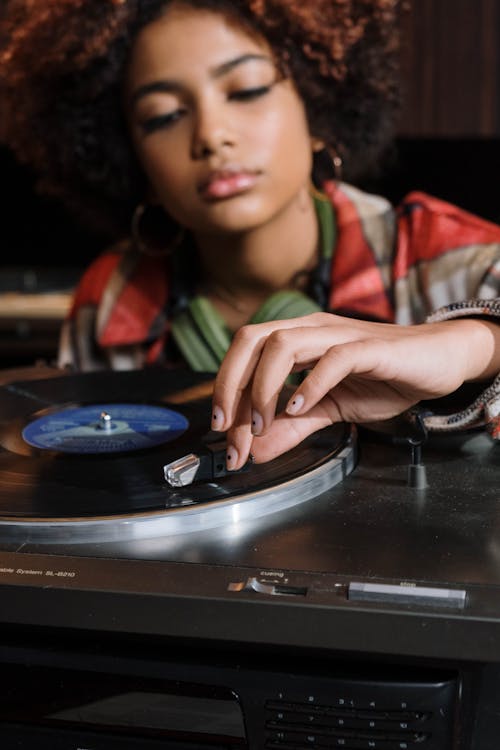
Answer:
[{"left": 0, "top": 0, "right": 405, "bottom": 240}]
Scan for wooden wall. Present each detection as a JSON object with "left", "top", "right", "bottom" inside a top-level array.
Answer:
[{"left": 399, "top": 0, "right": 500, "bottom": 137}]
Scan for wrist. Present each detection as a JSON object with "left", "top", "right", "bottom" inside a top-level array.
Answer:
[{"left": 447, "top": 318, "right": 500, "bottom": 381}]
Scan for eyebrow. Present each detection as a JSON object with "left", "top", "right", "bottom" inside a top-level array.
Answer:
[{"left": 130, "top": 53, "right": 274, "bottom": 105}]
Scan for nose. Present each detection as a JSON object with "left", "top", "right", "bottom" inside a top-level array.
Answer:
[{"left": 190, "top": 101, "right": 234, "bottom": 159}]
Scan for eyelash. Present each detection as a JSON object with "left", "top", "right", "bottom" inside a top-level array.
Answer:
[
  {"left": 141, "top": 111, "right": 184, "bottom": 134},
  {"left": 140, "top": 85, "right": 273, "bottom": 134},
  {"left": 229, "top": 84, "right": 272, "bottom": 101}
]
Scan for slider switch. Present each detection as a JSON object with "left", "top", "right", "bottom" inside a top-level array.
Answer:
[
  {"left": 228, "top": 577, "right": 307, "bottom": 596},
  {"left": 348, "top": 581, "right": 466, "bottom": 608}
]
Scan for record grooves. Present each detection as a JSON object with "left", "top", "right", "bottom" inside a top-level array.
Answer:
[{"left": 0, "top": 366, "right": 356, "bottom": 542}]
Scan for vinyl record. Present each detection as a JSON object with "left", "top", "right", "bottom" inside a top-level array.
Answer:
[
  {"left": 0, "top": 366, "right": 356, "bottom": 541},
  {"left": 21, "top": 403, "right": 190, "bottom": 454}
]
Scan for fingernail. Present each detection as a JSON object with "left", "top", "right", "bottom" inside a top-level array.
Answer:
[
  {"left": 212, "top": 405, "right": 224, "bottom": 430},
  {"left": 251, "top": 409, "right": 263, "bottom": 435},
  {"left": 286, "top": 393, "right": 304, "bottom": 415},
  {"left": 226, "top": 445, "right": 238, "bottom": 471}
]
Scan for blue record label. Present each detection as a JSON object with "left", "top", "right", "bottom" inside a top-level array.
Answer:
[{"left": 22, "top": 403, "right": 190, "bottom": 454}]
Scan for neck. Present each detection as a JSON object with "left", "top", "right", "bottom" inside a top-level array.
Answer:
[{"left": 194, "top": 189, "right": 319, "bottom": 317}]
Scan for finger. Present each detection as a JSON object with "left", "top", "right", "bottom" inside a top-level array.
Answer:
[
  {"left": 249, "top": 326, "right": 351, "bottom": 434},
  {"left": 224, "top": 388, "right": 254, "bottom": 471},
  {"left": 248, "top": 403, "right": 340, "bottom": 463},
  {"left": 212, "top": 314, "right": 330, "bottom": 431},
  {"left": 211, "top": 323, "right": 273, "bottom": 433},
  {"left": 285, "top": 339, "right": 391, "bottom": 418}
]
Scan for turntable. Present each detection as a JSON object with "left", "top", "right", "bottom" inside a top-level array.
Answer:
[
  {"left": 0, "top": 364, "right": 356, "bottom": 543},
  {"left": 0, "top": 364, "right": 499, "bottom": 749}
]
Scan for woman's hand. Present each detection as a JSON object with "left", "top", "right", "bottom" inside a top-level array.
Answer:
[{"left": 211, "top": 312, "right": 500, "bottom": 468}]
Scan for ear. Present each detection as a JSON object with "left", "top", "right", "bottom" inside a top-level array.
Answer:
[{"left": 311, "top": 137, "right": 325, "bottom": 153}]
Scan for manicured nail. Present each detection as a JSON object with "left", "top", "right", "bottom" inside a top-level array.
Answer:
[
  {"left": 211, "top": 405, "right": 224, "bottom": 430},
  {"left": 251, "top": 409, "right": 264, "bottom": 435},
  {"left": 286, "top": 393, "right": 304, "bottom": 415},
  {"left": 226, "top": 445, "right": 238, "bottom": 471}
]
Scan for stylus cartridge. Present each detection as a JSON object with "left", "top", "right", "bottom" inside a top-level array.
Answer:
[{"left": 163, "top": 440, "right": 228, "bottom": 487}]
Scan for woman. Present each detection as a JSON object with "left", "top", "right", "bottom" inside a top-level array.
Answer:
[{"left": 1, "top": 0, "right": 499, "bottom": 470}]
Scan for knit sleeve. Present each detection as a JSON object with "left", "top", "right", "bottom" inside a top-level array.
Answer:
[{"left": 392, "top": 192, "right": 500, "bottom": 439}]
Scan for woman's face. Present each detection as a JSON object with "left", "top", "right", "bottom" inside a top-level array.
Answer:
[{"left": 125, "top": 3, "right": 314, "bottom": 236}]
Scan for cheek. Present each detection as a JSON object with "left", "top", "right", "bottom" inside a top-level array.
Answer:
[
  {"left": 138, "top": 138, "right": 193, "bottom": 198},
  {"left": 255, "top": 103, "right": 312, "bottom": 180},
  {"left": 254, "top": 91, "right": 312, "bottom": 161},
  {"left": 137, "top": 141, "right": 202, "bottom": 226}
]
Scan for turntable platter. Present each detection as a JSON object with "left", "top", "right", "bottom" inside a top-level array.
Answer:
[{"left": 0, "top": 367, "right": 356, "bottom": 543}]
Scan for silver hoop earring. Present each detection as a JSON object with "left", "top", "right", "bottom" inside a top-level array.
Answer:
[
  {"left": 330, "top": 150, "right": 343, "bottom": 182},
  {"left": 131, "top": 203, "right": 185, "bottom": 257}
]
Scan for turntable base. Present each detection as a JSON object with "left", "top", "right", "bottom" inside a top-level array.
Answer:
[{"left": 0, "top": 364, "right": 497, "bottom": 650}]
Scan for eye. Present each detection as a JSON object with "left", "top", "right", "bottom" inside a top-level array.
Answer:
[
  {"left": 229, "top": 84, "right": 273, "bottom": 102},
  {"left": 140, "top": 109, "right": 185, "bottom": 134}
]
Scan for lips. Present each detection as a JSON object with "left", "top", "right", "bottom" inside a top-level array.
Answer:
[{"left": 198, "top": 169, "right": 259, "bottom": 200}]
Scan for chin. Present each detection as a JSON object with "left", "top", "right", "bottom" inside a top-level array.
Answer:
[{"left": 200, "top": 195, "right": 280, "bottom": 234}]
